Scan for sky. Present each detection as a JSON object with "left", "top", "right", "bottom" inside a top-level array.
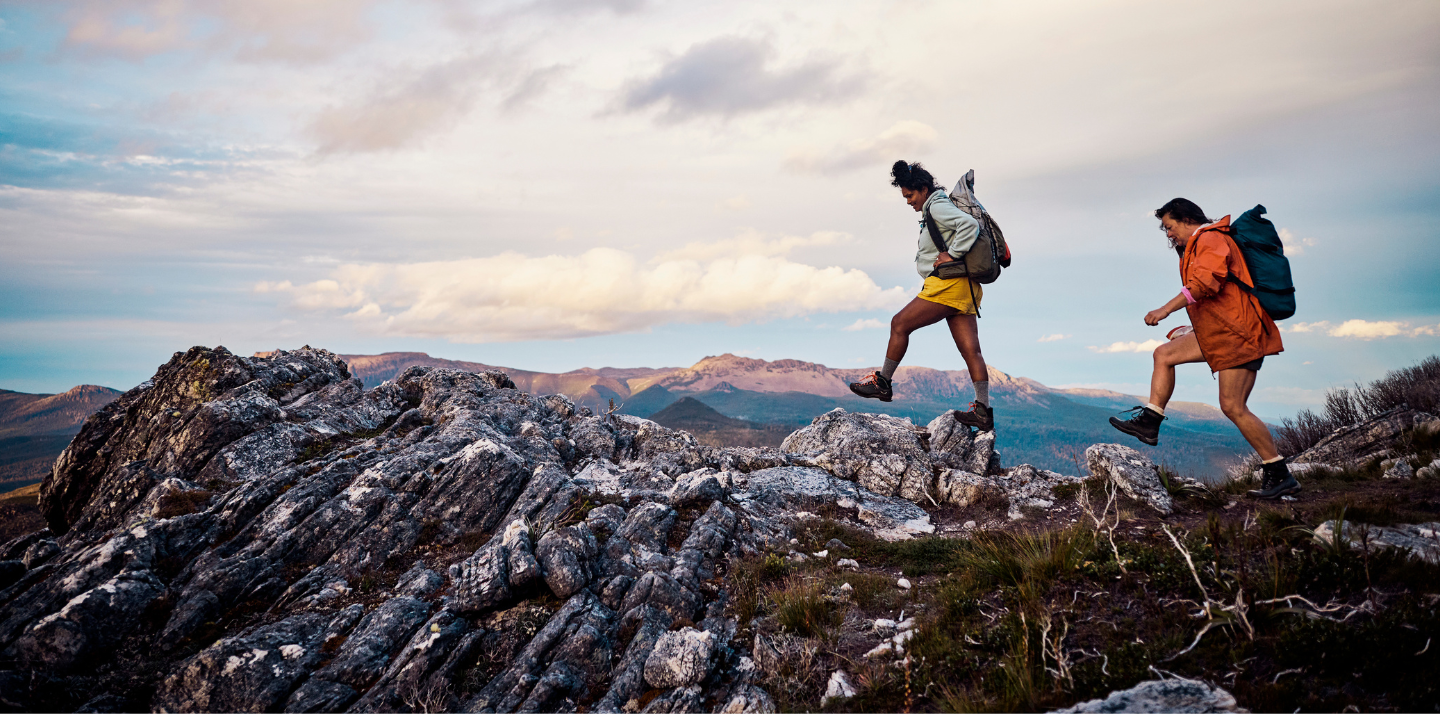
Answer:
[{"left": 1, "top": 0, "right": 1438, "bottom": 420}]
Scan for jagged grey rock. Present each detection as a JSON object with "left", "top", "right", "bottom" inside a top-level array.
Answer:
[
  {"left": 1292, "top": 409, "right": 1425, "bottom": 467},
  {"left": 782, "top": 408, "right": 936, "bottom": 502},
  {"left": 154, "top": 606, "right": 363, "bottom": 713},
  {"left": 733, "top": 466, "right": 934, "bottom": 540},
  {"left": 1313, "top": 520, "right": 1440, "bottom": 563},
  {"left": 1085, "top": 443, "right": 1174, "bottom": 515},
  {"left": 670, "top": 467, "right": 728, "bottom": 507},
  {"left": 535, "top": 523, "right": 600, "bottom": 599},
  {"left": 823, "top": 670, "right": 856, "bottom": 703},
  {"left": 644, "top": 626, "right": 714, "bottom": 688},
  {"left": 938, "top": 464, "right": 1082, "bottom": 520},
  {"left": 1383, "top": 459, "right": 1414, "bottom": 479},
  {"left": 927, "top": 410, "right": 999, "bottom": 475},
  {"left": 1052, "top": 678, "right": 1244, "bottom": 712},
  {"left": 0, "top": 343, "right": 1109, "bottom": 712}
]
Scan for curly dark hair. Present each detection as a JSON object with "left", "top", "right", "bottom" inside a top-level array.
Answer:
[
  {"left": 1154, "top": 198, "right": 1211, "bottom": 226},
  {"left": 890, "top": 160, "right": 940, "bottom": 192}
]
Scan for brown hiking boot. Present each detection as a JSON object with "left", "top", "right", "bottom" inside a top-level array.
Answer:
[
  {"left": 954, "top": 401, "right": 994, "bottom": 431},
  {"left": 849, "top": 371, "right": 893, "bottom": 402}
]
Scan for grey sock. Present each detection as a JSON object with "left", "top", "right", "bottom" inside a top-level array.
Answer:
[
  {"left": 880, "top": 359, "right": 900, "bottom": 381},
  {"left": 973, "top": 380, "right": 990, "bottom": 407}
]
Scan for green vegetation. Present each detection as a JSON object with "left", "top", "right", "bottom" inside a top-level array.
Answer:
[
  {"left": 1277, "top": 355, "right": 1440, "bottom": 455},
  {"left": 732, "top": 459, "right": 1440, "bottom": 712}
]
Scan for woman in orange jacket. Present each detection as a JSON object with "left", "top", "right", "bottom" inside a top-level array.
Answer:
[{"left": 1109, "top": 198, "right": 1299, "bottom": 500}]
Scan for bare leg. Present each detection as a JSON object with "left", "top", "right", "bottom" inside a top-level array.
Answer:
[
  {"left": 885, "top": 298, "right": 958, "bottom": 363},
  {"left": 1148, "top": 332, "right": 1205, "bottom": 409},
  {"left": 1218, "top": 367, "right": 1279, "bottom": 460},
  {"left": 945, "top": 313, "right": 987, "bottom": 383}
]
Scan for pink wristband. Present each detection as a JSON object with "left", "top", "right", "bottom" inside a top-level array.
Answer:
[{"left": 1181, "top": 287, "right": 1197, "bottom": 305}]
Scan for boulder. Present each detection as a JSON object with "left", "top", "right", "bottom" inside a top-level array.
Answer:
[
  {"left": 1313, "top": 520, "right": 1440, "bottom": 563},
  {"left": 1292, "top": 409, "right": 1423, "bottom": 467},
  {"left": 155, "top": 607, "right": 363, "bottom": 713},
  {"left": 823, "top": 670, "right": 856, "bottom": 704},
  {"left": 734, "top": 466, "right": 934, "bottom": 540},
  {"left": 1384, "top": 459, "right": 1414, "bottom": 479},
  {"left": 938, "top": 464, "right": 1082, "bottom": 520},
  {"left": 534, "top": 524, "right": 600, "bottom": 599},
  {"left": 1085, "top": 444, "right": 1173, "bottom": 515},
  {"left": 782, "top": 408, "right": 935, "bottom": 502},
  {"left": 1052, "top": 678, "right": 1243, "bottom": 712},
  {"left": 670, "top": 467, "right": 728, "bottom": 507},
  {"left": 643, "top": 627, "right": 714, "bottom": 688}
]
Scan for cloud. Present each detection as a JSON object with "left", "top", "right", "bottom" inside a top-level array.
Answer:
[
  {"left": 718, "top": 195, "right": 751, "bottom": 211},
  {"left": 1284, "top": 319, "right": 1439, "bottom": 339},
  {"left": 784, "top": 121, "right": 938, "bottom": 174},
  {"left": 307, "top": 53, "right": 562, "bottom": 154},
  {"left": 256, "top": 248, "right": 908, "bottom": 342},
  {"left": 1278, "top": 228, "right": 1315, "bottom": 256},
  {"left": 1038, "top": 333, "right": 1071, "bottom": 342},
  {"left": 657, "top": 230, "right": 851, "bottom": 262},
  {"left": 620, "top": 35, "right": 865, "bottom": 121},
  {"left": 1329, "top": 319, "right": 1439, "bottom": 339},
  {"left": 54, "top": 0, "right": 378, "bottom": 63},
  {"left": 843, "top": 318, "right": 886, "bottom": 331},
  {"left": 1088, "top": 339, "right": 1164, "bottom": 353}
]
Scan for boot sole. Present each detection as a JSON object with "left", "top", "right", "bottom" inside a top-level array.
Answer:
[
  {"left": 1247, "top": 483, "right": 1302, "bottom": 500},
  {"left": 849, "top": 388, "right": 892, "bottom": 402},
  {"left": 1108, "top": 417, "right": 1158, "bottom": 446},
  {"left": 954, "top": 414, "right": 994, "bottom": 431}
]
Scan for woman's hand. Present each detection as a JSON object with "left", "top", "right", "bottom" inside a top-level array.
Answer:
[
  {"left": 1145, "top": 292, "right": 1191, "bottom": 325},
  {"left": 933, "top": 252, "right": 954, "bottom": 267}
]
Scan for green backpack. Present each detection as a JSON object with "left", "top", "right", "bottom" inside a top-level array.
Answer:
[{"left": 1229, "top": 205, "right": 1296, "bottom": 321}]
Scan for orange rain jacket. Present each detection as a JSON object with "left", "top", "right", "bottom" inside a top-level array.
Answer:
[{"left": 1180, "top": 216, "right": 1284, "bottom": 371}]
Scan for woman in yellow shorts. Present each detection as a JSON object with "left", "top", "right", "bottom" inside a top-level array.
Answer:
[{"left": 849, "top": 160, "right": 993, "bottom": 430}]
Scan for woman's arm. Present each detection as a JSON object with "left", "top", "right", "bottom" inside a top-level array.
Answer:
[
  {"left": 1145, "top": 292, "right": 1190, "bottom": 326},
  {"left": 1182, "top": 231, "right": 1231, "bottom": 301}
]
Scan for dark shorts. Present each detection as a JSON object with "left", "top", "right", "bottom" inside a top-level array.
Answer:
[{"left": 1236, "top": 357, "right": 1264, "bottom": 371}]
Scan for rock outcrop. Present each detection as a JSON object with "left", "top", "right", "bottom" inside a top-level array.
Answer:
[
  {"left": 1313, "top": 520, "right": 1440, "bottom": 564},
  {"left": 1085, "top": 443, "right": 1175, "bottom": 515},
  {"left": 1052, "top": 678, "right": 1244, "bottom": 713},
  {"left": 1, "top": 345, "right": 1038, "bottom": 712}
]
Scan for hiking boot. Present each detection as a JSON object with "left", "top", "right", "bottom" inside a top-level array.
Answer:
[
  {"left": 1248, "top": 460, "right": 1301, "bottom": 500},
  {"left": 954, "top": 401, "right": 994, "bottom": 431},
  {"left": 1109, "top": 406, "right": 1164, "bottom": 446},
  {"left": 849, "top": 371, "right": 893, "bottom": 402}
]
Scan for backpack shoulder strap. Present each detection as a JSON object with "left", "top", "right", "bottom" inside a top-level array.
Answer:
[{"left": 922, "top": 204, "right": 948, "bottom": 254}]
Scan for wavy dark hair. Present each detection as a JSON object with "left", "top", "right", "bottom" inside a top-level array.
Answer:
[
  {"left": 1154, "top": 198, "right": 1211, "bottom": 226},
  {"left": 890, "top": 160, "right": 940, "bottom": 193}
]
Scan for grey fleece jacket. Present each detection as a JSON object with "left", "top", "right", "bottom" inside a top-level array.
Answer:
[{"left": 914, "top": 189, "right": 980, "bottom": 279}]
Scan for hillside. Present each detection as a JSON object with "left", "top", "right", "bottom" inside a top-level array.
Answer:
[
  {"left": 321, "top": 351, "right": 1249, "bottom": 479},
  {"left": 0, "top": 386, "right": 121, "bottom": 493},
  {"left": 647, "top": 397, "right": 792, "bottom": 448}
]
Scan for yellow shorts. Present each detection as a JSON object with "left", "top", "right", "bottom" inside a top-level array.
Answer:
[{"left": 917, "top": 275, "right": 982, "bottom": 314}]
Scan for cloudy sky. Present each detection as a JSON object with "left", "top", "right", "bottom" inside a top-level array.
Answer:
[{"left": 2, "top": 0, "right": 1437, "bottom": 419}]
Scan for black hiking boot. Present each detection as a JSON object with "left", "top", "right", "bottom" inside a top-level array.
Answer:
[
  {"left": 954, "top": 401, "right": 994, "bottom": 431},
  {"left": 849, "top": 371, "right": 893, "bottom": 402},
  {"left": 1248, "top": 460, "right": 1301, "bottom": 500},
  {"left": 1109, "top": 406, "right": 1164, "bottom": 446}
]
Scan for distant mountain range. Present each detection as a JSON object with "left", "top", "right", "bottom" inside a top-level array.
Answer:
[
  {"left": 335, "top": 351, "right": 1252, "bottom": 478},
  {"left": 0, "top": 385, "right": 122, "bottom": 493}
]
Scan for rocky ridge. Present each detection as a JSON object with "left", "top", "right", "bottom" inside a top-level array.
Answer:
[
  {"left": 0, "top": 346, "right": 1062, "bottom": 712},
  {"left": 1, "top": 346, "right": 1434, "bottom": 712}
]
